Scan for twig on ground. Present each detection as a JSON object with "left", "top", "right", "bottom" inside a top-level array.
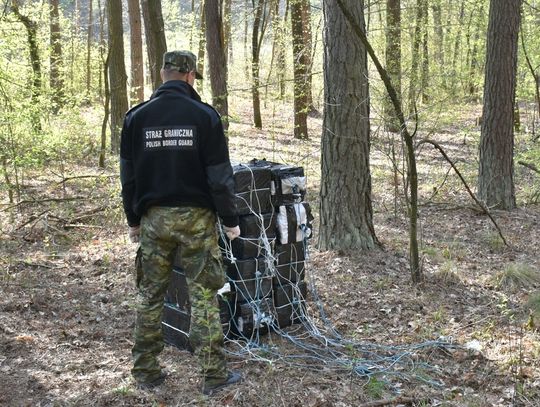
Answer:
[{"left": 357, "top": 396, "right": 419, "bottom": 407}]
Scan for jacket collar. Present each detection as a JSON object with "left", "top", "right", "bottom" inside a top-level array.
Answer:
[{"left": 151, "top": 80, "right": 202, "bottom": 102}]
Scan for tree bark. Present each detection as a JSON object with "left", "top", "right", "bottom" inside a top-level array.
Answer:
[
  {"left": 128, "top": 0, "right": 144, "bottom": 105},
  {"left": 300, "top": 0, "right": 314, "bottom": 112},
  {"left": 468, "top": 4, "right": 483, "bottom": 98},
  {"left": 407, "top": 0, "right": 426, "bottom": 112},
  {"left": 106, "top": 0, "right": 129, "bottom": 154},
  {"left": 197, "top": 0, "right": 206, "bottom": 80},
  {"left": 250, "top": 0, "right": 265, "bottom": 129},
  {"left": 141, "top": 0, "right": 167, "bottom": 91},
  {"left": 384, "top": 0, "right": 401, "bottom": 132},
  {"left": 450, "top": 1, "right": 465, "bottom": 95},
  {"left": 11, "top": 0, "right": 41, "bottom": 130},
  {"left": 431, "top": 0, "right": 444, "bottom": 88},
  {"left": 291, "top": 0, "right": 309, "bottom": 138},
  {"left": 420, "top": 0, "right": 429, "bottom": 103},
  {"left": 319, "top": 0, "right": 377, "bottom": 250},
  {"left": 205, "top": 0, "right": 229, "bottom": 129},
  {"left": 223, "top": 0, "right": 232, "bottom": 64},
  {"left": 85, "top": 0, "right": 93, "bottom": 102},
  {"left": 49, "top": 0, "right": 64, "bottom": 111},
  {"left": 478, "top": 0, "right": 521, "bottom": 210}
]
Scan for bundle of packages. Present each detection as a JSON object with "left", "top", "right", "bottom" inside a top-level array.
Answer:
[{"left": 162, "top": 159, "right": 313, "bottom": 349}]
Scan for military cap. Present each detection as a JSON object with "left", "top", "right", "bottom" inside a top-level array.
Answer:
[{"left": 162, "top": 50, "right": 203, "bottom": 79}]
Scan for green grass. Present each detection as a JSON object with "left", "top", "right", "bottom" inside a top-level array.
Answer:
[{"left": 493, "top": 263, "right": 540, "bottom": 290}]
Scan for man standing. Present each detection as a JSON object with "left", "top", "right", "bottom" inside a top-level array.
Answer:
[{"left": 120, "top": 50, "right": 242, "bottom": 394}]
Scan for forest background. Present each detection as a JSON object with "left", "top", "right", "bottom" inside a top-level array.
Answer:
[{"left": 1, "top": 0, "right": 540, "bottom": 406}]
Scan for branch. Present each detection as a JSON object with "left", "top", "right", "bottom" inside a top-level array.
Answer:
[
  {"left": 518, "top": 160, "right": 540, "bottom": 174},
  {"left": 1, "top": 196, "right": 90, "bottom": 212},
  {"left": 56, "top": 174, "right": 116, "bottom": 184},
  {"left": 357, "top": 396, "right": 418, "bottom": 407},
  {"left": 417, "top": 138, "right": 509, "bottom": 246}
]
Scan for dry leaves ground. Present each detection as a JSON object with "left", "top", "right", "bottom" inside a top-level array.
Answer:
[{"left": 1, "top": 99, "right": 540, "bottom": 406}]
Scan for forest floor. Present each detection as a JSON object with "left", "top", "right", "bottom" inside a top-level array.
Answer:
[{"left": 1, "top": 98, "right": 540, "bottom": 407}]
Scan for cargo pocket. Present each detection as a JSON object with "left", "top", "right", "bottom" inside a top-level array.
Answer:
[{"left": 195, "top": 250, "right": 226, "bottom": 291}]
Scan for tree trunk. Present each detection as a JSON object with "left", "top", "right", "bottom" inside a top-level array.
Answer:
[
  {"left": 431, "top": 0, "right": 444, "bottom": 88},
  {"left": 197, "top": 0, "right": 206, "bottom": 80},
  {"left": 468, "top": 4, "right": 483, "bottom": 99},
  {"left": 450, "top": 1, "right": 465, "bottom": 96},
  {"left": 291, "top": 0, "right": 308, "bottom": 138},
  {"left": 205, "top": 0, "right": 229, "bottom": 129},
  {"left": 384, "top": 0, "right": 401, "bottom": 132},
  {"left": 11, "top": 1, "right": 41, "bottom": 130},
  {"left": 251, "top": 0, "right": 264, "bottom": 129},
  {"left": 49, "top": 0, "right": 64, "bottom": 111},
  {"left": 407, "top": 0, "right": 423, "bottom": 113},
  {"left": 478, "top": 0, "right": 521, "bottom": 210},
  {"left": 141, "top": 0, "right": 167, "bottom": 91},
  {"left": 223, "top": 0, "right": 232, "bottom": 64},
  {"left": 300, "top": 0, "right": 314, "bottom": 112},
  {"left": 85, "top": 0, "right": 93, "bottom": 102},
  {"left": 420, "top": 0, "right": 429, "bottom": 103},
  {"left": 106, "top": 0, "right": 129, "bottom": 154},
  {"left": 128, "top": 0, "right": 144, "bottom": 105},
  {"left": 98, "top": 0, "right": 104, "bottom": 99},
  {"left": 319, "top": 0, "right": 377, "bottom": 250}
]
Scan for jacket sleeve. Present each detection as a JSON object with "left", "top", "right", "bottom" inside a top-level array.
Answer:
[
  {"left": 119, "top": 115, "right": 141, "bottom": 227},
  {"left": 202, "top": 117, "right": 238, "bottom": 227}
]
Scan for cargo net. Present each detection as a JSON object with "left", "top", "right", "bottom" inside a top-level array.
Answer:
[{"left": 163, "top": 159, "right": 451, "bottom": 387}]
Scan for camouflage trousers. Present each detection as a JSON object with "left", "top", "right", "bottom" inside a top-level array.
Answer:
[{"left": 132, "top": 206, "right": 228, "bottom": 384}]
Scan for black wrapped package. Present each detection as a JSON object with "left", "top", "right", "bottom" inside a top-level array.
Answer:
[
  {"left": 162, "top": 303, "right": 192, "bottom": 351},
  {"left": 231, "top": 275, "right": 273, "bottom": 303},
  {"left": 248, "top": 159, "right": 306, "bottom": 206},
  {"left": 232, "top": 163, "right": 272, "bottom": 192},
  {"left": 274, "top": 261, "right": 305, "bottom": 285},
  {"left": 226, "top": 256, "right": 270, "bottom": 280},
  {"left": 164, "top": 267, "right": 190, "bottom": 311},
  {"left": 239, "top": 212, "right": 277, "bottom": 238},
  {"left": 229, "top": 297, "right": 275, "bottom": 337},
  {"left": 230, "top": 237, "right": 274, "bottom": 260},
  {"left": 227, "top": 257, "right": 273, "bottom": 302},
  {"left": 274, "top": 241, "right": 306, "bottom": 265},
  {"left": 273, "top": 281, "right": 307, "bottom": 328},
  {"left": 235, "top": 188, "right": 272, "bottom": 215}
]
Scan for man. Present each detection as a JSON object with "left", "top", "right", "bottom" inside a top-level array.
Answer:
[{"left": 120, "top": 50, "right": 242, "bottom": 394}]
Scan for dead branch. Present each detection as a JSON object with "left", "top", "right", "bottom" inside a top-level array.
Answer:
[
  {"left": 417, "top": 138, "right": 509, "bottom": 247},
  {"left": 1, "top": 196, "right": 91, "bottom": 212},
  {"left": 357, "top": 396, "right": 418, "bottom": 407},
  {"left": 56, "top": 174, "right": 116, "bottom": 184},
  {"left": 15, "top": 209, "right": 50, "bottom": 230},
  {"left": 518, "top": 160, "right": 540, "bottom": 174},
  {"left": 63, "top": 224, "right": 103, "bottom": 230}
]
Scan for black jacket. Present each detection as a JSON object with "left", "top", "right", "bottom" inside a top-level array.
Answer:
[{"left": 120, "top": 80, "right": 238, "bottom": 227}]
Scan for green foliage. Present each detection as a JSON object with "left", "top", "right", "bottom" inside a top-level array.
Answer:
[
  {"left": 363, "top": 376, "right": 386, "bottom": 399},
  {"left": 482, "top": 231, "right": 505, "bottom": 252},
  {"left": 526, "top": 292, "right": 540, "bottom": 325}
]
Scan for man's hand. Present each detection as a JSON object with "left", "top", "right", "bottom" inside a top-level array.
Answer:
[
  {"left": 128, "top": 225, "right": 140, "bottom": 243},
  {"left": 223, "top": 225, "right": 240, "bottom": 240}
]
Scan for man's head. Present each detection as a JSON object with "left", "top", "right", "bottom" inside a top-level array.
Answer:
[{"left": 161, "top": 50, "right": 203, "bottom": 85}]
